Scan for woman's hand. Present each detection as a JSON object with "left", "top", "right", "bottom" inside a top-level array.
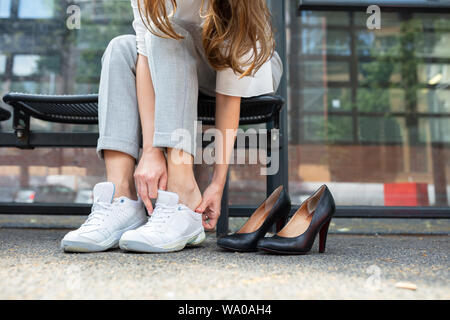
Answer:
[
  {"left": 134, "top": 148, "right": 167, "bottom": 214},
  {"left": 196, "top": 182, "right": 224, "bottom": 230},
  {"left": 197, "top": 93, "right": 239, "bottom": 230}
]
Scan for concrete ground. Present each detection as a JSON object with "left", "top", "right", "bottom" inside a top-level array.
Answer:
[
  {"left": 1, "top": 215, "right": 450, "bottom": 235},
  {"left": 0, "top": 228, "right": 448, "bottom": 299}
]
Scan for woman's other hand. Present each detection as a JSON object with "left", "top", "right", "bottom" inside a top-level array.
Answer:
[
  {"left": 134, "top": 148, "right": 167, "bottom": 214},
  {"left": 196, "top": 182, "right": 223, "bottom": 230}
]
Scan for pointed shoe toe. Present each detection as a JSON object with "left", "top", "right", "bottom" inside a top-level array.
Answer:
[
  {"left": 217, "top": 234, "right": 258, "bottom": 252},
  {"left": 256, "top": 236, "right": 291, "bottom": 254},
  {"left": 256, "top": 237, "right": 273, "bottom": 251}
]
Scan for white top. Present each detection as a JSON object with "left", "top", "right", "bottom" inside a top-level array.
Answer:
[{"left": 130, "top": 0, "right": 274, "bottom": 97}]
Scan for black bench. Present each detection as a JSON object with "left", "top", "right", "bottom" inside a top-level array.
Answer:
[{"left": 1, "top": 92, "right": 285, "bottom": 235}]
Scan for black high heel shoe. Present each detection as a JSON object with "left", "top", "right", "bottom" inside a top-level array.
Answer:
[
  {"left": 217, "top": 186, "right": 291, "bottom": 252},
  {"left": 257, "top": 185, "right": 335, "bottom": 255}
]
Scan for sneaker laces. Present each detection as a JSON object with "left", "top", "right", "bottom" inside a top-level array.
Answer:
[
  {"left": 144, "top": 203, "right": 175, "bottom": 231},
  {"left": 82, "top": 200, "right": 118, "bottom": 227}
]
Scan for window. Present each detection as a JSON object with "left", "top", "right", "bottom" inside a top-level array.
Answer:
[
  {"left": 0, "top": 1, "right": 134, "bottom": 204},
  {"left": 18, "top": 0, "right": 54, "bottom": 19},
  {"left": 12, "top": 55, "right": 40, "bottom": 76},
  {"left": 0, "top": 54, "right": 6, "bottom": 74},
  {"left": 0, "top": 0, "right": 11, "bottom": 18},
  {"left": 288, "top": 3, "right": 450, "bottom": 207}
]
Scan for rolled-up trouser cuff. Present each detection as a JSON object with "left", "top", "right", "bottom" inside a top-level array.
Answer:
[
  {"left": 153, "top": 131, "right": 195, "bottom": 157},
  {"left": 96, "top": 136, "right": 140, "bottom": 161}
]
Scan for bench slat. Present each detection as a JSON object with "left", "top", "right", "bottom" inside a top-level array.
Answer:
[{"left": 3, "top": 92, "right": 284, "bottom": 126}]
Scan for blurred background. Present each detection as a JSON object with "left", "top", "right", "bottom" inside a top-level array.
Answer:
[{"left": 0, "top": 0, "right": 449, "bottom": 213}]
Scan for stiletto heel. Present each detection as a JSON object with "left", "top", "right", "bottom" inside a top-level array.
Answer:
[{"left": 319, "top": 219, "right": 331, "bottom": 253}]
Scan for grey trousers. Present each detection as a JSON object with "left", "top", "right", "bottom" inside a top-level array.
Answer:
[{"left": 97, "top": 20, "right": 283, "bottom": 160}]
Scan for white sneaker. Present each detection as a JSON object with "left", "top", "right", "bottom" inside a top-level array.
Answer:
[
  {"left": 61, "top": 182, "right": 147, "bottom": 253},
  {"left": 119, "top": 190, "right": 205, "bottom": 253}
]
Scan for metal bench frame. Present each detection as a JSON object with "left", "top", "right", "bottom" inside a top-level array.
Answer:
[
  {"left": 0, "top": 92, "right": 287, "bottom": 236},
  {"left": 2, "top": 93, "right": 449, "bottom": 227}
]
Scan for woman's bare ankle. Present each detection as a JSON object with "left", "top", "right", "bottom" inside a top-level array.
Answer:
[
  {"left": 115, "top": 186, "right": 138, "bottom": 201},
  {"left": 167, "top": 178, "right": 202, "bottom": 211},
  {"left": 104, "top": 150, "right": 138, "bottom": 201},
  {"left": 166, "top": 148, "right": 202, "bottom": 210},
  {"left": 108, "top": 181, "right": 137, "bottom": 201}
]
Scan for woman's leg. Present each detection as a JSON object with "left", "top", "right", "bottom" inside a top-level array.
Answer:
[
  {"left": 166, "top": 148, "right": 202, "bottom": 210},
  {"left": 104, "top": 150, "right": 137, "bottom": 200},
  {"left": 97, "top": 35, "right": 140, "bottom": 199},
  {"left": 145, "top": 23, "right": 202, "bottom": 210},
  {"left": 61, "top": 35, "right": 150, "bottom": 253}
]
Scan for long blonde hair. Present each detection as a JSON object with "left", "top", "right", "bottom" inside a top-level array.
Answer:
[{"left": 137, "top": 0, "right": 275, "bottom": 78}]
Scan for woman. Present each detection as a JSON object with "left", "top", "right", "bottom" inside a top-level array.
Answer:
[{"left": 61, "top": 0, "right": 283, "bottom": 253}]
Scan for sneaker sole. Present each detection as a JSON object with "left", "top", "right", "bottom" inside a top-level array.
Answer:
[
  {"left": 61, "top": 219, "right": 147, "bottom": 253},
  {"left": 119, "top": 230, "right": 205, "bottom": 253},
  {"left": 60, "top": 240, "right": 119, "bottom": 253}
]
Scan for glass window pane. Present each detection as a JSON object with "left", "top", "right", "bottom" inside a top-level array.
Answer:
[
  {"left": 413, "top": 13, "right": 450, "bottom": 30},
  {"left": 327, "top": 115, "right": 353, "bottom": 142},
  {"left": 11, "top": 80, "right": 48, "bottom": 93},
  {"left": 416, "top": 32, "right": 450, "bottom": 59},
  {"left": 0, "top": 54, "right": 6, "bottom": 74},
  {"left": 417, "top": 89, "right": 450, "bottom": 114},
  {"left": 0, "top": 148, "right": 105, "bottom": 203},
  {"left": 298, "top": 11, "right": 350, "bottom": 27},
  {"left": 11, "top": 55, "right": 59, "bottom": 79},
  {"left": 0, "top": 0, "right": 11, "bottom": 18},
  {"left": 419, "top": 117, "right": 450, "bottom": 143},
  {"left": 302, "top": 87, "right": 352, "bottom": 112},
  {"left": 417, "top": 63, "right": 450, "bottom": 85},
  {"left": 81, "top": 1, "right": 133, "bottom": 21},
  {"left": 302, "top": 115, "right": 353, "bottom": 142},
  {"left": 358, "top": 60, "right": 401, "bottom": 84},
  {"left": 300, "top": 28, "right": 351, "bottom": 56},
  {"left": 357, "top": 88, "right": 405, "bottom": 113},
  {"left": 358, "top": 116, "right": 405, "bottom": 143},
  {"left": 18, "top": 0, "right": 54, "bottom": 19},
  {"left": 12, "top": 55, "right": 40, "bottom": 76},
  {"left": 356, "top": 30, "right": 401, "bottom": 57},
  {"left": 301, "top": 115, "right": 324, "bottom": 142},
  {"left": 300, "top": 60, "right": 350, "bottom": 83}
]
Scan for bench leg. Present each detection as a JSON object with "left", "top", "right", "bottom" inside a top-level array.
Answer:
[
  {"left": 216, "top": 171, "right": 229, "bottom": 237},
  {"left": 267, "top": 112, "right": 285, "bottom": 233}
]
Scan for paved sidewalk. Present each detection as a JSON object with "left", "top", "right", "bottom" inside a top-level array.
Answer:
[
  {"left": 0, "top": 228, "right": 448, "bottom": 299},
  {"left": 1, "top": 215, "right": 449, "bottom": 235}
]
